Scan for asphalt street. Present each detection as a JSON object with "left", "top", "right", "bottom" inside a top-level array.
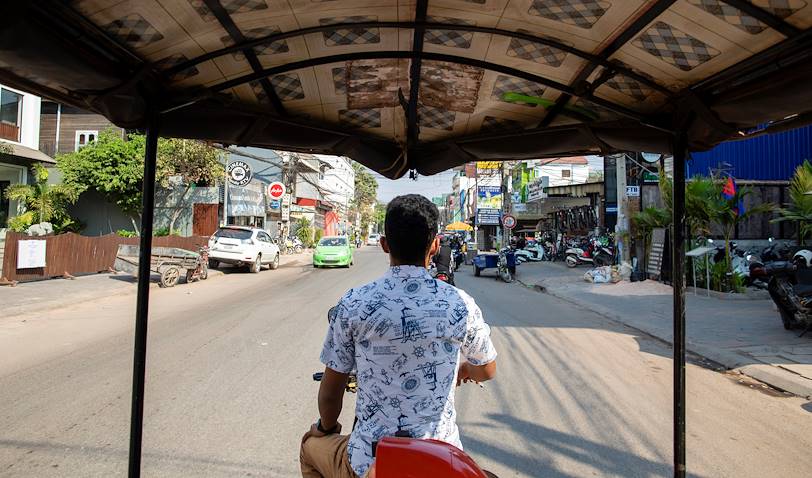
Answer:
[{"left": 1, "top": 247, "right": 811, "bottom": 477}]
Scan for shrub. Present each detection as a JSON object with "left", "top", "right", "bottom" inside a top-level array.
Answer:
[{"left": 117, "top": 229, "right": 138, "bottom": 237}]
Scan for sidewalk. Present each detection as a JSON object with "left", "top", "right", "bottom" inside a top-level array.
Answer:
[
  {"left": 1, "top": 253, "right": 312, "bottom": 317},
  {"left": 516, "top": 262, "right": 812, "bottom": 398}
]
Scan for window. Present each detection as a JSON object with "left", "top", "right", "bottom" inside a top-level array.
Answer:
[
  {"left": 75, "top": 130, "right": 98, "bottom": 151},
  {"left": 561, "top": 169, "right": 571, "bottom": 178},
  {"left": 0, "top": 88, "right": 22, "bottom": 142}
]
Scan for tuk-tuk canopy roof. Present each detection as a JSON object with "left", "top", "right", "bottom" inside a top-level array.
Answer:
[{"left": 2, "top": 1, "right": 812, "bottom": 178}]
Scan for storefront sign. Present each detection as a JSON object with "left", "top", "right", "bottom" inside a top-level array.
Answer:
[
  {"left": 17, "top": 240, "right": 46, "bottom": 269},
  {"left": 269, "top": 199, "right": 281, "bottom": 211},
  {"left": 476, "top": 161, "right": 501, "bottom": 170},
  {"left": 227, "top": 160, "right": 252, "bottom": 186},
  {"left": 512, "top": 203, "right": 528, "bottom": 213},
  {"left": 476, "top": 208, "right": 501, "bottom": 225},
  {"left": 477, "top": 186, "right": 502, "bottom": 209},
  {"left": 625, "top": 185, "right": 640, "bottom": 197},
  {"left": 267, "top": 181, "right": 286, "bottom": 199},
  {"left": 527, "top": 176, "right": 548, "bottom": 202}
]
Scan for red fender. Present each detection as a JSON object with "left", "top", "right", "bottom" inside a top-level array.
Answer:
[{"left": 375, "top": 437, "right": 489, "bottom": 478}]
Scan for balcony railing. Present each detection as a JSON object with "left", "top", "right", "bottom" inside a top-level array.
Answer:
[{"left": 0, "top": 123, "right": 20, "bottom": 142}]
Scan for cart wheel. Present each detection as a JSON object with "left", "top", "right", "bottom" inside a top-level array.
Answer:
[
  {"left": 160, "top": 266, "right": 181, "bottom": 288},
  {"left": 186, "top": 269, "right": 195, "bottom": 283}
]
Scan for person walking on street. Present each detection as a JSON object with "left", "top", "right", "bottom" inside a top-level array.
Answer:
[{"left": 300, "top": 194, "right": 498, "bottom": 478}]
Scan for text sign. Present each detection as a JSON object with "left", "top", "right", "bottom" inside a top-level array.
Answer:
[
  {"left": 17, "top": 240, "right": 46, "bottom": 269},
  {"left": 476, "top": 208, "right": 501, "bottom": 225},
  {"left": 625, "top": 185, "right": 640, "bottom": 197}
]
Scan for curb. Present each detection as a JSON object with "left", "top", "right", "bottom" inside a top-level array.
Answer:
[{"left": 518, "top": 278, "right": 812, "bottom": 399}]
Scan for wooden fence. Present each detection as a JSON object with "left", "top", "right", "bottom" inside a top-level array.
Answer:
[{"left": 1, "top": 232, "right": 208, "bottom": 282}]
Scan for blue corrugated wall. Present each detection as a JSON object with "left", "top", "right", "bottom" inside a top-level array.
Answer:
[{"left": 688, "top": 125, "right": 812, "bottom": 180}]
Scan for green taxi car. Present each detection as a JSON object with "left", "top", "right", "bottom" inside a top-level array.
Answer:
[{"left": 313, "top": 236, "right": 353, "bottom": 268}]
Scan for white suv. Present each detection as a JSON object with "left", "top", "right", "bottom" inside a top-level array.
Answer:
[
  {"left": 367, "top": 233, "right": 380, "bottom": 246},
  {"left": 208, "top": 226, "right": 280, "bottom": 273}
]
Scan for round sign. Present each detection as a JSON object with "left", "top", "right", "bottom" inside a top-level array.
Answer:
[
  {"left": 641, "top": 152, "right": 662, "bottom": 163},
  {"left": 227, "top": 161, "right": 252, "bottom": 186},
  {"left": 502, "top": 214, "right": 517, "bottom": 229},
  {"left": 267, "top": 181, "right": 286, "bottom": 199}
]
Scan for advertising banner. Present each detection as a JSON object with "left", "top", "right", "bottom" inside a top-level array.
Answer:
[
  {"left": 477, "top": 186, "right": 502, "bottom": 210},
  {"left": 228, "top": 186, "right": 265, "bottom": 217}
]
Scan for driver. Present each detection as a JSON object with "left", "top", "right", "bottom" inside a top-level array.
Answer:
[{"left": 300, "top": 194, "right": 498, "bottom": 478}]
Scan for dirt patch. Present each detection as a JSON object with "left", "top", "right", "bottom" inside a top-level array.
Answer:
[{"left": 722, "top": 370, "right": 795, "bottom": 398}]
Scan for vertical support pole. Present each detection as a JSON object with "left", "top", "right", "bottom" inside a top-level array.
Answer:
[
  {"left": 672, "top": 133, "right": 687, "bottom": 478},
  {"left": 128, "top": 116, "right": 160, "bottom": 478}
]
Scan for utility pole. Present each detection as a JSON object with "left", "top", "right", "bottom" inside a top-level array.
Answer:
[
  {"left": 615, "top": 153, "right": 630, "bottom": 263},
  {"left": 501, "top": 161, "right": 510, "bottom": 248},
  {"left": 222, "top": 160, "right": 229, "bottom": 226}
]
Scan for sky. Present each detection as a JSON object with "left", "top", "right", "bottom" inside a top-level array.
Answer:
[{"left": 373, "top": 156, "right": 604, "bottom": 203}]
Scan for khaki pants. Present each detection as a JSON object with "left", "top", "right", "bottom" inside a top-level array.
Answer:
[{"left": 300, "top": 433, "right": 365, "bottom": 478}]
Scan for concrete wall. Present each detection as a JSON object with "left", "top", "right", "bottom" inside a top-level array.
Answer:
[
  {"left": 68, "top": 189, "right": 134, "bottom": 236},
  {"left": 154, "top": 186, "right": 219, "bottom": 236}
]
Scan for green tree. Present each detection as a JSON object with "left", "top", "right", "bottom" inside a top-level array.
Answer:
[
  {"left": 157, "top": 138, "right": 222, "bottom": 234},
  {"left": 296, "top": 217, "right": 314, "bottom": 247},
  {"left": 715, "top": 181, "right": 773, "bottom": 274},
  {"left": 4, "top": 164, "right": 80, "bottom": 233},
  {"left": 350, "top": 162, "right": 378, "bottom": 238},
  {"left": 374, "top": 201, "right": 387, "bottom": 233},
  {"left": 57, "top": 130, "right": 222, "bottom": 234},
  {"left": 773, "top": 159, "right": 812, "bottom": 244}
]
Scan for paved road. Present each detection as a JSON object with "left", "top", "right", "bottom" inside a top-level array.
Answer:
[{"left": 1, "top": 248, "right": 811, "bottom": 477}]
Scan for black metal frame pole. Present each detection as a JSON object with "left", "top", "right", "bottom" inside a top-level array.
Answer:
[
  {"left": 672, "top": 133, "right": 687, "bottom": 478},
  {"left": 128, "top": 116, "right": 160, "bottom": 478}
]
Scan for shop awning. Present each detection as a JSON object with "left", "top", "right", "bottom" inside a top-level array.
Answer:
[{"left": 0, "top": 141, "right": 56, "bottom": 164}]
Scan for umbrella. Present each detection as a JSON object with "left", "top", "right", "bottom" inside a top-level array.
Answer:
[{"left": 446, "top": 221, "right": 473, "bottom": 231}]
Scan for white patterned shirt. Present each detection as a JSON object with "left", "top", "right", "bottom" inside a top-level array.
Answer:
[{"left": 320, "top": 265, "right": 497, "bottom": 477}]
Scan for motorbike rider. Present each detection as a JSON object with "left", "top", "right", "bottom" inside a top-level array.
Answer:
[
  {"left": 516, "top": 235, "right": 527, "bottom": 250},
  {"left": 300, "top": 194, "right": 498, "bottom": 478},
  {"left": 433, "top": 236, "right": 455, "bottom": 284}
]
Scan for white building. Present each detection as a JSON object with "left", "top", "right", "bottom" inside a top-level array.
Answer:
[
  {"left": 531, "top": 156, "right": 590, "bottom": 187},
  {"left": 317, "top": 155, "right": 355, "bottom": 219},
  {"left": 1, "top": 84, "right": 51, "bottom": 230}
]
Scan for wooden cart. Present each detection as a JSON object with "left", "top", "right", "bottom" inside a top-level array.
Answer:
[{"left": 114, "top": 244, "right": 208, "bottom": 288}]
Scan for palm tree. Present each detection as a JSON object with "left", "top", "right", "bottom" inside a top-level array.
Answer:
[
  {"left": 773, "top": 160, "right": 812, "bottom": 245},
  {"left": 5, "top": 164, "right": 80, "bottom": 226}
]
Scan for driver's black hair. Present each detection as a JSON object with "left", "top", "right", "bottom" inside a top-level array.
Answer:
[{"left": 385, "top": 194, "right": 439, "bottom": 264}]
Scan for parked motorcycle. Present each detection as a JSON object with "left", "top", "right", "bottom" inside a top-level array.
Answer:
[
  {"left": 565, "top": 238, "right": 613, "bottom": 268},
  {"left": 763, "top": 250, "right": 812, "bottom": 335},
  {"left": 513, "top": 243, "right": 545, "bottom": 264}
]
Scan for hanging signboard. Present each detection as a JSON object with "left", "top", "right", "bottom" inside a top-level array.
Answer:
[
  {"left": 227, "top": 160, "right": 252, "bottom": 186},
  {"left": 281, "top": 193, "right": 291, "bottom": 221},
  {"left": 477, "top": 186, "right": 502, "bottom": 209},
  {"left": 476, "top": 208, "right": 501, "bottom": 225},
  {"left": 476, "top": 161, "right": 501, "bottom": 170},
  {"left": 625, "top": 185, "right": 640, "bottom": 197},
  {"left": 17, "top": 240, "right": 46, "bottom": 269}
]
